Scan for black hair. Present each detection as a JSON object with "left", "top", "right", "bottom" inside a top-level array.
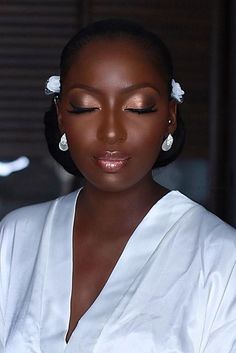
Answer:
[{"left": 44, "top": 18, "right": 185, "bottom": 176}]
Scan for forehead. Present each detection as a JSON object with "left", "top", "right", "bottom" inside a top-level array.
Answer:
[{"left": 62, "top": 38, "right": 167, "bottom": 92}]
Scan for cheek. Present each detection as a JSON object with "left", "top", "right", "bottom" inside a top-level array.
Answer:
[
  {"left": 122, "top": 126, "right": 166, "bottom": 177},
  {"left": 61, "top": 119, "right": 95, "bottom": 170},
  {"left": 137, "top": 117, "right": 169, "bottom": 163},
  {"left": 67, "top": 134, "right": 95, "bottom": 169},
  {"left": 68, "top": 127, "right": 95, "bottom": 147},
  {"left": 62, "top": 116, "right": 97, "bottom": 146},
  {"left": 131, "top": 119, "right": 166, "bottom": 151}
]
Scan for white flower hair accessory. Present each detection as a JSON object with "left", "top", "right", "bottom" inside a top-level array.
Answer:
[
  {"left": 45, "top": 75, "right": 61, "bottom": 95},
  {"left": 171, "top": 79, "right": 185, "bottom": 103},
  {"left": 44, "top": 75, "right": 185, "bottom": 103}
]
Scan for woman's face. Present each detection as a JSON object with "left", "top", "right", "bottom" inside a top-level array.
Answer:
[{"left": 58, "top": 38, "right": 177, "bottom": 192}]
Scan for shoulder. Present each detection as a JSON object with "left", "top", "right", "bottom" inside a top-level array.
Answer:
[
  {"left": 1, "top": 189, "right": 78, "bottom": 228},
  {"left": 172, "top": 191, "right": 236, "bottom": 276},
  {"left": 0, "top": 189, "right": 79, "bottom": 249},
  {"left": 0, "top": 190, "right": 78, "bottom": 309},
  {"left": 164, "top": 192, "right": 236, "bottom": 330},
  {"left": 1, "top": 200, "right": 52, "bottom": 226},
  {"left": 0, "top": 199, "right": 55, "bottom": 242},
  {"left": 164, "top": 190, "right": 236, "bottom": 265},
  {"left": 169, "top": 190, "right": 236, "bottom": 237}
]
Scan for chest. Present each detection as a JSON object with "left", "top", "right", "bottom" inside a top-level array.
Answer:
[
  {"left": 66, "top": 230, "right": 131, "bottom": 342},
  {"left": 5, "top": 210, "right": 208, "bottom": 353}
]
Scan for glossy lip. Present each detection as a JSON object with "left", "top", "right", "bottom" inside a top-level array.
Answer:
[{"left": 94, "top": 151, "right": 130, "bottom": 173}]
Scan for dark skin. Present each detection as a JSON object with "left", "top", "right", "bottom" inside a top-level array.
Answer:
[{"left": 57, "top": 38, "right": 177, "bottom": 342}]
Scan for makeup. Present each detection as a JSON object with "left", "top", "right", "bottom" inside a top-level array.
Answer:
[{"left": 94, "top": 151, "right": 130, "bottom": 173}]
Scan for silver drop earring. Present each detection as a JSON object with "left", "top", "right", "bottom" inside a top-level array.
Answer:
[
  {"left": 161, "top": 134, "right": 173, "bottom": 152},
  {"left": 59, "top": 133, "right": 68, "bottom": 151}
]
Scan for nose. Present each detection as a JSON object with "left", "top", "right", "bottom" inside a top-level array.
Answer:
[{"left": 96, "top": 108, "right": 127, "bottom": 144}]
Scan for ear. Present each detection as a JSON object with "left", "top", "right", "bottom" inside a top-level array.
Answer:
[
  {"left": 54, "top": 97, "right": 64, "bottom": 134},
  {"left": 167, "top": 100, "right": 177, "bottom": 134}
]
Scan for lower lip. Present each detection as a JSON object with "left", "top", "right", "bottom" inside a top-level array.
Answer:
[{"left": 95, "top": 159, "right": 129, "bottom": 173}]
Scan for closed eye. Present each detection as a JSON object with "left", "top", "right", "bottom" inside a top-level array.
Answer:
[
  {"left": 67, "top": 103, "right": 99, "bottom": 114},
  {"left": 125, "top": 105, "right": 157, "bottom": 114}
]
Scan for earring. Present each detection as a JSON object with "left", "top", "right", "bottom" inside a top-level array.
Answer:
[
  {"left": 59, "top": 133, "right": 68, "bottom": 151},
  {"left": 53, "top": 96, "right": 59, "bottom": 105},
  {"left": 161, "top": 134, "right": 173, "bottom": 152}
]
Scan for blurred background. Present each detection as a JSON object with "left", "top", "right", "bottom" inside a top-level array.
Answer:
[{"left": 0, "top": 0, "right": 235, "bottom": 226}]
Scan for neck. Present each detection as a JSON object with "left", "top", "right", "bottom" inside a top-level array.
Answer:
[{"left": 76, "top": 174, "right": 168, "bottom": 229}]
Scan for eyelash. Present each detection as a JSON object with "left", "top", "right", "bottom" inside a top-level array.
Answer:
[
  {"left": 67, "top": 104, "right": 157, "bottom": 115},
  {"left": 125, "top": 106, "right": 157, "bottom": 114},
  {"left": 67, "top": 105, "right": 98, "bottom": 114}
]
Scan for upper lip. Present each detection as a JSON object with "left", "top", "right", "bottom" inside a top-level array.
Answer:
[{"left": 94, "top": 151, "right": 130, "bottom": 161}]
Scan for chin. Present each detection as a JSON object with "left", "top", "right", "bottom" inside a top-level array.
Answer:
[
  {"left": 86, "top": 176, "right": 133, "bottom": 193},
  {"left": 84, "top": 170, "right": 152, "bottom": 194}
]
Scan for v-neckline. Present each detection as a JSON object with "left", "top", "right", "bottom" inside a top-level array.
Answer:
[{"left": 64, "top": 188, "right": 177, "bottom": 348}]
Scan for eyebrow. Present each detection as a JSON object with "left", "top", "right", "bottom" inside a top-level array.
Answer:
[
  {"left": 68, "top": 84, "right": 100, "bottom": 93},
  {"left": 68, "top": 83, "right": 161, "bottom": 95},
  {"left": 121, "top": 83, "right": 161, "bottom": 94}
]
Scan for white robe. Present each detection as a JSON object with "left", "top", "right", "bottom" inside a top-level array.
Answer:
[{"left": 0, "top": 189, "right": 236, "bottom": 353}]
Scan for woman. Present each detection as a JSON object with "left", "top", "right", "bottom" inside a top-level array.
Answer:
[{"left": 0, "top": 19, "right": 236, "bottom": 353}]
